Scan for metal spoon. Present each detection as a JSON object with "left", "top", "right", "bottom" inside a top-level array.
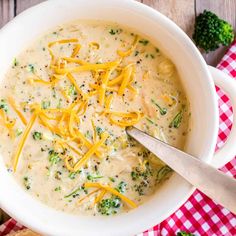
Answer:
[{"left": 126, "top": 126, "right": 236, "bottom": 214}]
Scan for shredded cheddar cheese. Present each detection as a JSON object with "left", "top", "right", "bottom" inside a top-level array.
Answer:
[
  {"left": 99, "top": 94, "right": 114, "bottom": 116},
  {"left": 0, "top": 109, "right": 16, "bottom": 138},
  {"left": 54, "top": 60, "right": 120, "bottom": 74},
  {"left": 48, "top": 39, "right": 78, "bottom": 48},
  {"left": 48, "top": 38, "right": 79, "bottom": 67},
  {"left": 13, "top": 113, "right": 37, "bottom": 172},
  {"left": 89, "top": 83, "right": 117, "bottom": 92},
  {"left": 61, "top": 57, "right": 85, "bottom": 65},
  {"left": 84, "top": 182, "right": 137, "bottom": 208},
  {"left": 89, "top": 42, "right": 100, "bottom": 50},
  {"left": 65, "top": 155, "right": 77, "bottom": 172},
  {"left": 68, "top": 111, "right": 77, "bottom": 138},
  {"left": 107, "top": 74, "right": 123, "bottom": 86},
  {"left": 117, "top": 35, "right": 139, "bottom": 58},
  {"left": 66, "top": 73, "right": 87, "bottom": 100},
  {"left": 161, "top": 94, "right": 175, "bottom": 106},
  {"left": 127, "top": 84, "right": 138, "bottom": 96},
  {"left": 6, "top": 30, "right": 148, "bottom": 215},
  {"left": 28, "top": 75, "right": 59, "bottom": 86},
  {"left": 73, "top": 129, "right": 102, "bottom": 158},
  {"left": 106, "top": 111, "right": 143, "bottom": 127},
  {"left": 91, "top": 120, "right": 97, "bottom": 142},
  {"left": 118, "top": 64, "right": 134, "bottom": 95},
  {"left": 60, "top": 86, "right": 71, "bottom": 100},
  {"left": 77, "top": 188, "right": 100, "bottom": 205},
  {"left": 76, "top": 99, "right": 88, "bottom": 115},
  {"left": 98, "top": 69, "right": 113, "bottom": 106},
  {"left": 73, "top": 132, "right": 109, "bottom": 171},
  {"left": 8, "top": 97, "right": 27, "bottom": 125},
  {"left": 71, "top": 44, "right": 81, "bottom": 58},
  {"left": 143, "top": 70, "right": 150, "bottom": 80},
  {"left": 38, "top": 113, "right": 67, "bottom": 138},
  {"left": 93, "top": 189, "right": 106, "bottom": 205}
]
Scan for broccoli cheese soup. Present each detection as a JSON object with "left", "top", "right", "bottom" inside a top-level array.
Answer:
[{"left": 0, "top": 21, "right": 190, "bottom": 216}]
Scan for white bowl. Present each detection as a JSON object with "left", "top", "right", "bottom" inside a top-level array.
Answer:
[{"left": 0, "top": 1, "right": 236, "bottom": 235}]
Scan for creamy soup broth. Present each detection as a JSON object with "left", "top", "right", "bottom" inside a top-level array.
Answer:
[{"left": 0, "top": 21, "right": 190, "bottom": 216}]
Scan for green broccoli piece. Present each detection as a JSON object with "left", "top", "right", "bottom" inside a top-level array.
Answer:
[
  {"left": 68, "top": 85, "right": 77, "bottom": 96},
  {"left": 115, "top": 181, "right": 127, "bottom": 193},
  {"left": 32, "top": 131, "right": 42, "bottom": 140},
  {"left": 97, "top": 197, "right": 121, "bottom": 215},
  {"left": 193, "top": 10, "right": 234, "bottom": 52},
  {"left": 87, "top": 174, "right": 103, "bottom": 181},
  {"left": 0, "top": 99, "right": 8, "bottom": 112},
  {"left": 48, "top": 150, "right": 60, "bottom": 164},
  {"left": 23, "top": 176, "right": 31, "bottom": 190},
  {"left": 41, "top": 100, "right": 51, "bottom": 109},
  {"left": 176, "top": 231, "right": 195, "bottom": 236},
  {"left": 169, "top": 111, "right": 183, "bottom": 128}
]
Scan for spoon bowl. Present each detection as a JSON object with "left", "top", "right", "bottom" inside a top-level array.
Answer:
[{"left": 126, "top": 126, "right": 236, "bottom": 214}]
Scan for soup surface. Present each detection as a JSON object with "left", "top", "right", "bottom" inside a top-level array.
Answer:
[{"left": 0, "top": 21, "right": 190, "bottom": 216}]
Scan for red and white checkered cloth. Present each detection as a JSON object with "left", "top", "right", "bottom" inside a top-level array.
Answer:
[{"left": 1, "top": 43, "right": 236, "bottom": 236}]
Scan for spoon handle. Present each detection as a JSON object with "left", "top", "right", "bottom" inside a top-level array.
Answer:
[{"left": 127, "top": 127, "right": 236, "bottom": 214}]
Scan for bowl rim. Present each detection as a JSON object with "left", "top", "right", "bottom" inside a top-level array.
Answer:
[{"left": 0, "top": 0, "right": 218, "bottom": 235}]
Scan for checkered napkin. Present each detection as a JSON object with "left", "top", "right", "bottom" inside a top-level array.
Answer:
[{"left": 1, "top": 43, "right": 236, "bottom": 236}]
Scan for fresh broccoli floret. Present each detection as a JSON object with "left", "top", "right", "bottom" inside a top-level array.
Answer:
[
  {"left": 87, "top": 174, "right": 103, "bottom": 181},
  {"left": 176, "top": 231, "right": 195, "bottom": 236},
  {"left": 68, "top": 85, "right": 77, "bottom": 96},
  {"left": 32, "top": 131, "right": 42, "bottom": 140},
  {"left": 0, "top": 99, "right": 8, "bottom": 112},
  {"left": 97, "top": 197, "right": 121, "bottom": 215},
  {"left": 193, "top": 10, "right": 234, "bottom": 52},
  {"left": 41, "top": 100, "right": 51, "bottom": 109},
  {"left": 48, "top": 150, "right": 60, "bottom": 164},
  {"left": 115, "top": 181, "right": 127, "bottom": 193}
]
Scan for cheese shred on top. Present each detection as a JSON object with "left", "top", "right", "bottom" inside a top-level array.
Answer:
[
  {"left": 6, "top": 35, "right": 144, "bottom": 214},
  {"left": 13, "top": 113, "right": 37, "bottom": 172},
  {"left": 84, "top": 182, "right": 137, "bottom": 208}
]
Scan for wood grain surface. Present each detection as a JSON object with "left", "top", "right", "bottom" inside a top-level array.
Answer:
[
  {"left": 0, "top": 0, "right": 235, "bottom": 65},
  {"left": 16, "top": 0, "right": 45, "bottom": 14},
  {"left": 142, "top": 0, "right": 195, "bottom": 36},
  {"left": 0, "top": 0, "right": 14, "bottom": 28}
]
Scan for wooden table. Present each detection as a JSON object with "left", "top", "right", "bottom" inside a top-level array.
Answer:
[{"left": 0, "top": 0, "right": 236, "bottom": 66}]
